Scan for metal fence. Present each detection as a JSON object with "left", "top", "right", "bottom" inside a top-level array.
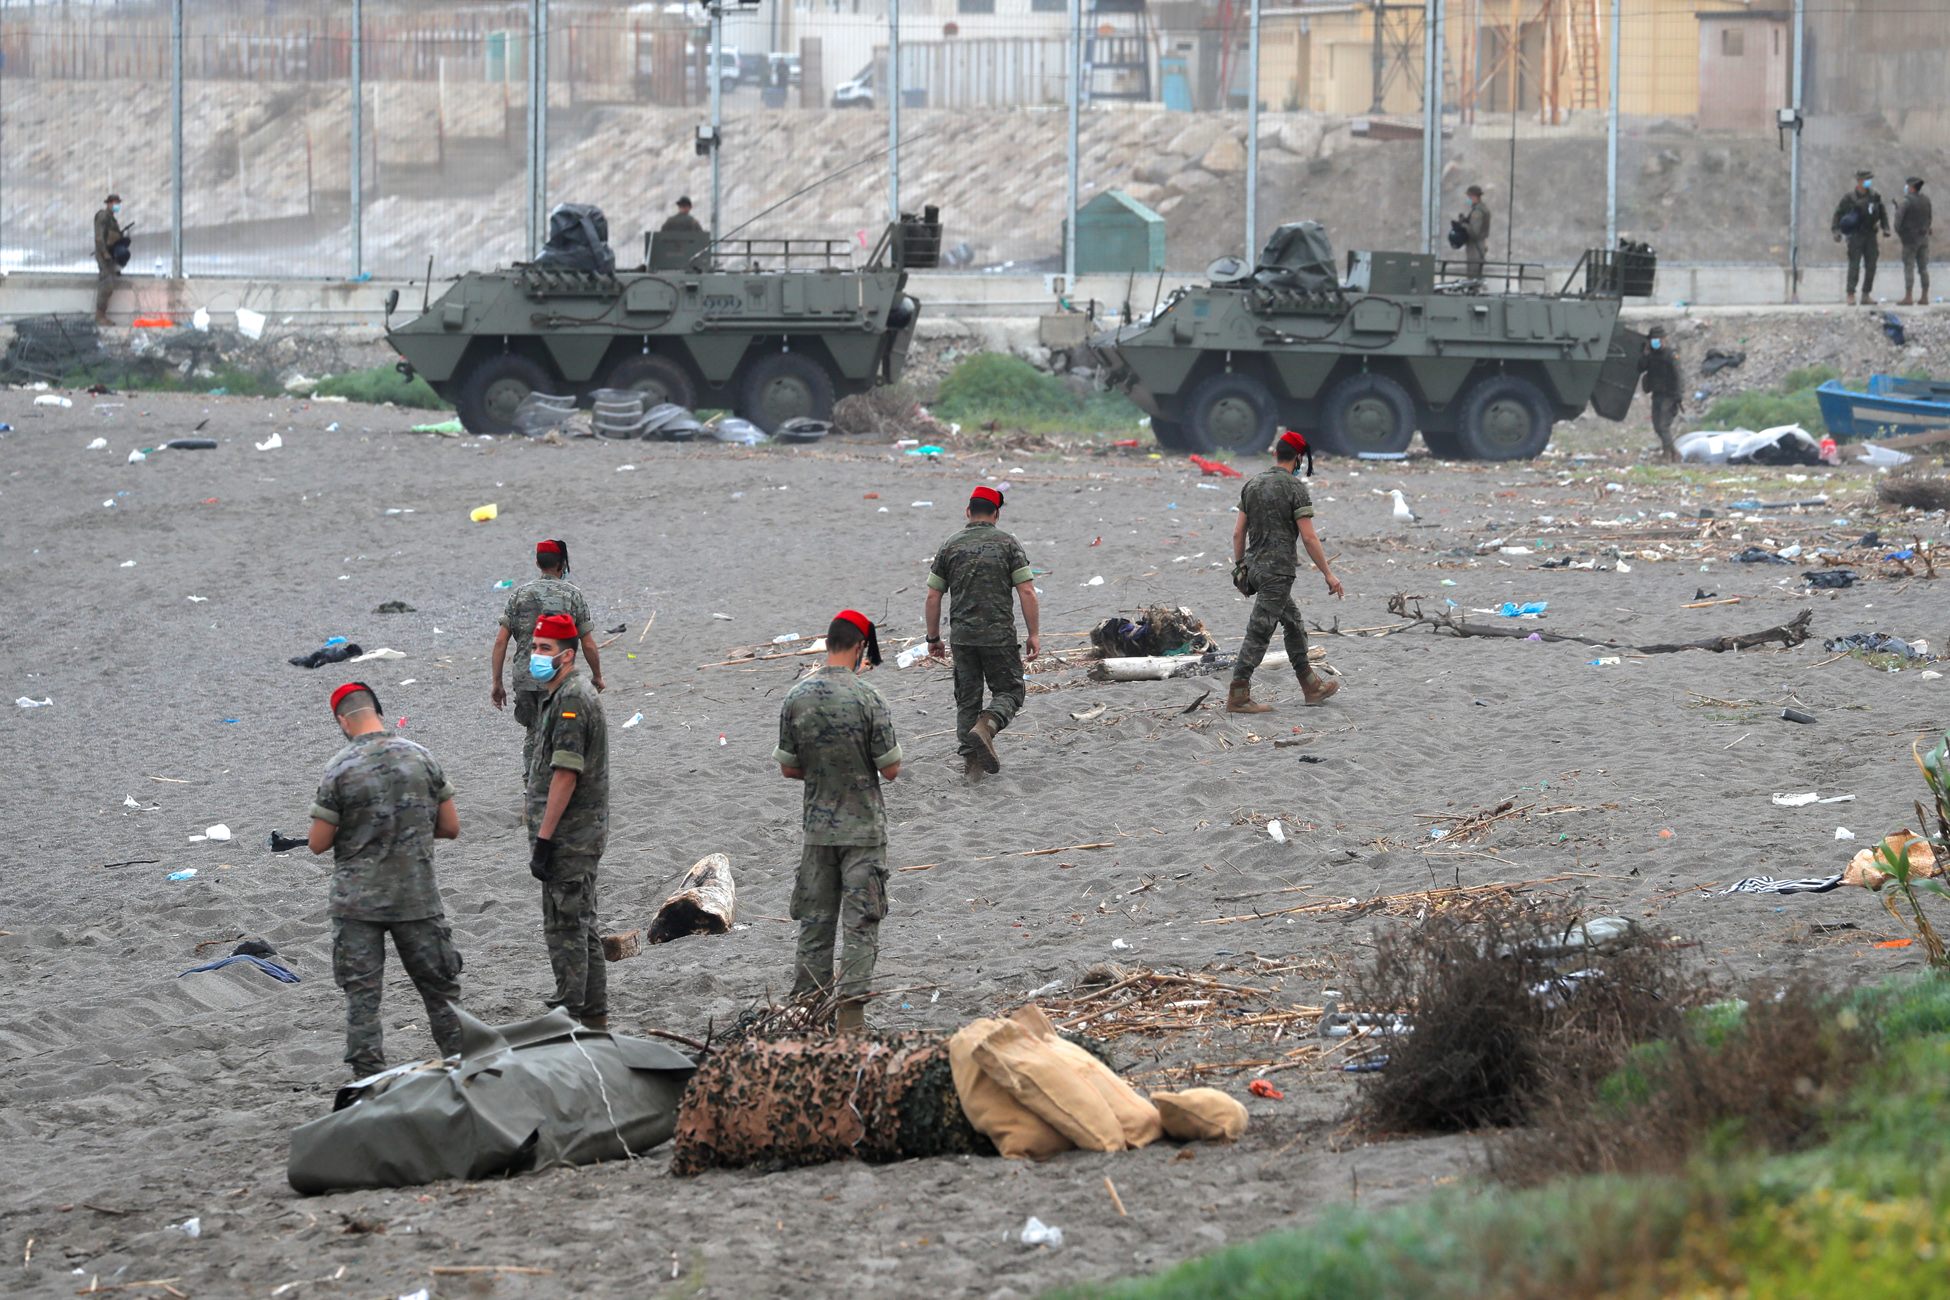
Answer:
[{"left": 2, "top": 0, "right": 1942, "bottom": 298}]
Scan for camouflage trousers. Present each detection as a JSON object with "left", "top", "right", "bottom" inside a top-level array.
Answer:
[
  {"left": 94, "top": 262, "right": 121, "bottom": 318},
  {"left": 332, "top": 916, "right": 463, "bottom": 1078},
  {"left": 1650, "top": 392, "right": 1681, "bottom": 456},
  {"left": 514, "top": 690, "right": 544, "bottom": 776},
  {"left": 790, "top": 843, "right": 888, "bottom": 1002},
  {"left": 1903, "top": 240, "right": 1931, "bottom": 300},
  {"left": 1232, "top": 571, "right": 1310, "bottom": 685},
  {"left": 953, "top": 642, "right": 1025, "bottom": 757},
  {"left": 1847, "top": 239, "right": 1881, "bottom": 296},
  {"left": 542, "top": 853, "right": 607, "bottom": 1021}
]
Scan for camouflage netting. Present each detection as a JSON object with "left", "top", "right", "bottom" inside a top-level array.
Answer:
[{"left": 670, "top": 1032, "right": 993, "bottom": 1176}]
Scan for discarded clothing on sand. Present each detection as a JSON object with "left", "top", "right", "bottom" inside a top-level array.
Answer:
[
  {"left": 1088, "top": 605, "right": 1216, "bottom": 659},
  {"left": 288, "top": 1007, "right": 694, "bottom": 1193},
  {"left": 1824, "top": 632, "right": 1937, "bottom": 661},
  {"left": 289, "top": 639, "right": 362, "bottom": 668},
  {"left": 1731, "top": 547, "right": 1793, "bottom": 565},
  {"left": 1718, "top": 832, "right": 1939, "bottom": 896},
  {"left": 1804, "top": 569, "right": 1858, "bottom": 589},
  {"left": 179, "top": 954, "right": 301, "bottom": 983},
  {"left": 1675, "top": 425, "right": 1823, "bottom": 466}
]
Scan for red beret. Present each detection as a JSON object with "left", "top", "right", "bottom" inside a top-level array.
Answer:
[
  {"left": 536, "top": 539, "right": 564, "bottom": 555},
  {"left": 970, "top": 485, "right": 1003, "bottom": 508},
  {"left": 836, "top": 609, "right": 872, "bottom": 638},
  {"left": 330, "top": 681, "right": 380, "bottom": 715},
  {"left": 534, "top": 613, "right": 579, "bottom": 641},
  {"left": 1279, "top": 429, "right": 1308, "bottom": 454}
]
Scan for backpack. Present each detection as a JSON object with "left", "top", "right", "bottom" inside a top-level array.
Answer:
[{"left": 533, "top": 203, "right": 615, "bottom": 274}]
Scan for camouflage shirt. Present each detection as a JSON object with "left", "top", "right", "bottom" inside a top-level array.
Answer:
[
  {"left": 524, "top": 669, "right": 609, "bottom": 856},
  {"left": 773, "top": 665, "right": 902, "bottom": 846},
  {"left": 310, "top": 733, "right": 456, "bottom": 922},
  {"left": 1240, "top": 466, "right": 1315, "bottom": 579},
  {"left": 500, "top": 575, "right": 592, "bottom": 694},
  {"left": 927, "top": 521, "right": 1034, "bottom": 647}
]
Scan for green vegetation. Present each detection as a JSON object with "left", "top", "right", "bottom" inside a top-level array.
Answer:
[
  {"left": 65, "top": 361, "right": 285, "bottom": 398},
  {"left": 1058, "top": 977, "right": 1950, "bottom": 1300},
  {"left": 313, "top": 364, "right": 450, "bottom": 410},
  {"left": 930, "top": 354, "right": 1144, "bottom": 432},
  {"left": 1705, "top": 364, "right": 1841, "bottom": 436}
]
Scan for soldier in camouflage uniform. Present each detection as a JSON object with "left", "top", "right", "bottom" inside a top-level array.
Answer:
[
  {"left": 1228, "top": 430, "right": 1344, "bottom": 714},
  {"left": 925, "top": 485, "right": 1040, "bottom": 776},
  {"left": 308, "top": 682, "right": 464, "bottom": 1078},
  {"left": 1833, "top": 170, "right": 1891, "bottom": 305},
  {"left": 491, "top": 539, "right": 606, "bottom": 775},
  {"left": 775, "top": 610, "right": 902, "bottom": 1034},
  {"left": 525, "top": 613, "right": 611, "bottom": 1029},
  {"left": 93, "top": 193, "right": 125, "bottom": 325}
]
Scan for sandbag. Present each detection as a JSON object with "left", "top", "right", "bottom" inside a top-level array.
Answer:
[
  {"left": 948, "top": 1018, "right": 1073, "bottom": 1160},
  {"left": 972, "top": 1017, "right": 1125, "bottom": 1151},
  {"left": 287, "top": 1008, "right": 694, "bottom": 1194},
  {"left": 649, "top": 852, "right": 736, "bottom": 944},
  {"left": 1151, "top": 1088, "right": 1249, "bottom": 1142},
  {"left": 1019, "top": 1006, "right": 1162, "bottom": 1150},
  {"left": 670, "top": 1032, "right": 965, "bottom": 1175}
]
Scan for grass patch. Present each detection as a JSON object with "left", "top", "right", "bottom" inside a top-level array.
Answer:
[
  {"left": 1059, "top": 976, "right": 1950, "bottom": 1300},
  {"left": 930, "top": 354, "right": 1145, "bottom": 432},
  {"left": 314, "top": 364, "right": 450, "bottom": 410},
  {"left": 1705, "top": 364, "right": 1846, "bottom": 437}
]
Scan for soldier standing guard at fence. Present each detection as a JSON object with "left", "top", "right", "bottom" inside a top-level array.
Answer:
[
  {"left": 525, "top": 613, "right": 611, "bottom": 1030},
  {"left": 1898, "top": 177, "right": 1932, "bottom": 306},
  {"left": 1460, "top": 186, "right": 1491, "bottom": 283},
  {"left": 775, "top": 611, "right": 902, "bottom": 1034},
  {"left": 926, "top": 485, "right": 1040, "bottom": 778},
  {"left": 1833, "top": 170, "right": 1891, "bottom": 305},
  {"left": 308, "top": 682, "right": 465, "bottom": 1079},
  {"left": 1228, "top": 430, "right": 1343, "bottom": 714},
  {"left": 491, "top": 539, "right": 605, "bottom": 777},
  {"left": 93, "top": 193, "right": 125, "bottom": 326}
]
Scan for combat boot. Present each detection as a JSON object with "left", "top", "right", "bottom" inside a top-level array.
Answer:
[
  {"left": 1226, "top": 681, "right": 1273, "bottom": 714},
  {"left": 1900, "top": 296, "right": 1914, "bottom": 306},
  {"left": 1301, "top": 671, "right": 1341, "bottom": 705},
  {"left": 1847, "top": 292, "right": 1858, "bottom": 305},
  {"left": 963, "top": 753, "right": 987, "bottom": 782},
  {"left": 578, "top": 1014, "right": 609, "bottom": 1032},
  {"left": 969, "top": 712, "right": 1002, "bottom": 773},
  {"left": 836, "top": 1001, "right": 867, "bottom": 1035}
]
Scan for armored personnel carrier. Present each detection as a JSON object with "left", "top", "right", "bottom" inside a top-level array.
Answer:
[
  {"left": 1086, "top": 222, "right": 1652, "bottom": 461},
  {"left": 385, "top": 211, "right": 941, "bottom": 435}
]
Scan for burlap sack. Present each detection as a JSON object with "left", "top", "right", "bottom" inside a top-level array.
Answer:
[
  {"left": 1845, "top": 830, "right": 1941, "bottom": 891},
  {"left": 948, "top": 1018, "right": 1073, "bottom": 1160},
  {"left": 972, "top": 1017, "right": 1126, "bottom": 1151},
  {"left": 1151, "top": 1087, "right": 1249, "bottom": 1142},
  {"left": 1011, "top": 1005, "right": 1162, "bottom": 1150}
]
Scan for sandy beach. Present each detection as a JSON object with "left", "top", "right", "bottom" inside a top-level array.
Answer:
[{"left": 2, "top": 388, "right": 1944, "bottom": 1298}]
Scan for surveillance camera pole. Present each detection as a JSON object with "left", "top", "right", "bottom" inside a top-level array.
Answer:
[{"left": 710, "top": 0, "right": 724, "bottom": 245}]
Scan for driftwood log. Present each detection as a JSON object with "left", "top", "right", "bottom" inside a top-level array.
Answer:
[
  {"left": 1088, "top": 645, "right": 1326, "bottom": 682},
  {"left": 1385, "top": 593, "right": 1814, "bottom": 654},
  {"left": 648, "top": 853, "right": 737, "bottom": 944}
]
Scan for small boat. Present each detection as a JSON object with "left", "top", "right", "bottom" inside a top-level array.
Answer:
[{"left": 1816, "top": 375, "right": 1950, "bottom": 442}]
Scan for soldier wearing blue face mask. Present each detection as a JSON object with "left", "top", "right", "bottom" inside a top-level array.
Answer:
[
  {"left": 1833, "top": 170, "right": 1891, "bottom": 305},
  {"left": 1638, "top": 324, "right": 1682, "bottom": 460},
  {"left": 524, "top": 613, "right": 610, "bottom": 1030}
]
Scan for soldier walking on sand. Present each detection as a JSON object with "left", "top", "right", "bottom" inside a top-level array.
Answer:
[
  {"left": 926, "top": 485, "right": 1040, "bottom": 778},
  {"left": 775, "top": 611, "right": 901, "bottom": 1034},
  {"left": 1638, "top": 324, "right": 1683, "bottom": 461},
  {"left": 1898, "top": 177, "right": 1932, "bottom": 306},
  {"left": 308, "top": 682, "right": 464, "bottom": 1079},
  {"left": 1460, "top": 185, "right": 1491, "bottom": 282},
  {"left": 1833, "top": 170, "right": 1891, "bottom": 305},
  {"left": 1228, "top": 430, "right": 1343, "bottom": 714},
  {"left": 491, "top": 539, "right": 605, "bottom": 776},
  {"left": 525, "top": 613, "right": 611, "bottom": 1030},
  {"left": 93, "top": 193, "right": 125, "bottom": 326}
]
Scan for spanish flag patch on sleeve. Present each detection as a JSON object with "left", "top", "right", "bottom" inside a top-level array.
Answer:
[{"left": 562, "top": 711, "right": 577, "bottom": 718}]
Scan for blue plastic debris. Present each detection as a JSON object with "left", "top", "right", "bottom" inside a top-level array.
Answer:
[{"left": 1498, "top": 601, "right": 1548, "bottom": 617}]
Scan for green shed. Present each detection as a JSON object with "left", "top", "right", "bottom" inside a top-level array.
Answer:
[{"left": 1064, "top": 189, "right": 1166, "bottom": 274}]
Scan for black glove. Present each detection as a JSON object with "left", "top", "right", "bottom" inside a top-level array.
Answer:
[
  {"left": 266, "top": 830, "right": 306, "bottom": 853},
  {"left": 529, "top": 836, "right": 556, "bottom": 882}
]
